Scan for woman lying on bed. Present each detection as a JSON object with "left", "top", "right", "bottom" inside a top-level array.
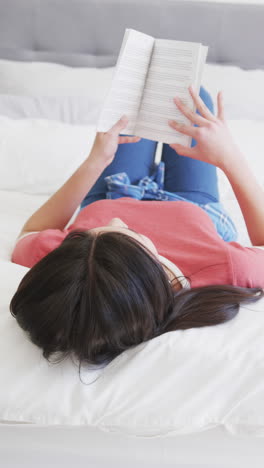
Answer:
[{"left": 10, "top": 86, "right": 264, "bottom": 368}]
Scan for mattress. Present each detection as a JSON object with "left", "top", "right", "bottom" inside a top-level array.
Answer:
[{"left": 1, "top": 424, "right": 264, "bottom": 468}]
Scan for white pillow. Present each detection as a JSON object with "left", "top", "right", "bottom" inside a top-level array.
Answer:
[
  {"left": 203, "top": 63, "right": 264, "bottom": 120},
  {"left": 1, "top": 258, "right": 264, "bottom": 435},
  {"left": 0, "top": 95, "right": 102, "bottom": 125},
  {"left": 0, "top": 59, "right": 264, "bottom": 120},
  {"left": 0, "top": 116, "right": 97, "bottom": 195},
  {"left": 0, "top": 115, "right": 263, "bottom": 199},
  {"left": 0, "top": 59, "right": 115, "bottom": 99}
]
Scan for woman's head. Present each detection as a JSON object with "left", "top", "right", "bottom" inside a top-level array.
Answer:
[
  {"left": 90, "top": 217, "right": 159, "bottom": 257},
  {"left": 10, "top": 223, "right": 264, "bottom": 371},
  {"left": 10, "top": 227, "right": 175, "bottom": 367}
]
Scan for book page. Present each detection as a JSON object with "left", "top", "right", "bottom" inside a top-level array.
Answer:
[
  {"left": 135, "top": 39, "right": 207, "bottom": 144},
  {"left": 195, "top": 46, "right": 208, "bottom": 92},
  {"left": 97, "top": 29, "right": 154, "bottom": 135}
]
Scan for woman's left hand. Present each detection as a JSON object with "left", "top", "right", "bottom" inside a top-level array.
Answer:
[{"left": 89, "top": 115, "right": 141, "bottom": 167}]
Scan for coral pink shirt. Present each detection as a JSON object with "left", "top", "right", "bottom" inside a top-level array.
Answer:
[{"left": 11, "top": 198, "right": 264, "bottom": 289}]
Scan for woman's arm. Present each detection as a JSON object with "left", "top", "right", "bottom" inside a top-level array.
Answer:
[
  {"left": 168, "top": 86, "right": 264, "bottom": 246},
  {"left": 19, "top": 116, "right": 140, "bottom": 235},
  {"left": 19, "top": 157, "right": 107, "bottom": 234},
  {"left": 221, "top": 155, "right": 264, "bottom": 246}
]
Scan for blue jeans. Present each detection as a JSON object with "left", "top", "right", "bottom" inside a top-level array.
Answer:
[{"left": 80, "top": 86, "right": 219, "bottom": 208}]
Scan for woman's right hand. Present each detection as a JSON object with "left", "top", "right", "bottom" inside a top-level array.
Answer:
[{"left": 168, "top": 86, "right": 242, "bottom": 170}]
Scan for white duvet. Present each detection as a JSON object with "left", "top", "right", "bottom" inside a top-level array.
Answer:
[{"left": 1, "top": 61, "right": 264, "bottom": 436}]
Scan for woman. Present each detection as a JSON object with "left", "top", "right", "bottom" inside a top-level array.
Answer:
[{"left": 10, "top": 86, "right": 264, "bottom": 368}]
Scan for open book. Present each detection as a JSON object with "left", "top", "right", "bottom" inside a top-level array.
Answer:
[{"left": 97, "top": 29, "right": 208, "bottom": 145}]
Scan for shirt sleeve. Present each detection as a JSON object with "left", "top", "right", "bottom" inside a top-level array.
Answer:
[
  {"left": 226, "top": 241, "right": 264, "bottom": 288},
  {"left": 11, "top": 229, "right": 68, "bottom": 268}
]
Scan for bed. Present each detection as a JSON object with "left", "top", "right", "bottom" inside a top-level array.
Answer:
[{"left": 1, "top": 0, "right": 264, "bottom": 466}]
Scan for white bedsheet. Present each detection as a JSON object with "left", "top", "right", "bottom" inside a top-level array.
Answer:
[
  {"left": 0, "top": 190, "right": 49, "bottom": 261},
  {"left": 1, "top": 62, "right": 264, "bottom": 456}
]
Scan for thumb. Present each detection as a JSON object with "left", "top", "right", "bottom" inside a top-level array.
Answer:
[
  {"left": 169, "top": 143, "right": 194, "bottom": 158},
  {"left": 109, "top": 115, "right": 129, "bottom": 134}
]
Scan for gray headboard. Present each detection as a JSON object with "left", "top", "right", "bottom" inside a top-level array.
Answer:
[{"left": 0, "top": 0, "right": 263, "bottom": 69}]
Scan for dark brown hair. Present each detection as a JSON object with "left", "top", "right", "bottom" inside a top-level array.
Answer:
[{"left": 10, "top": 230, "right": 264, "bottom": 371}]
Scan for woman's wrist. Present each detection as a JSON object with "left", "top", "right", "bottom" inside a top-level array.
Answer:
[
  {"left": 218, "top": 147, "right": 247, "bottom": 173},
  {"left": 84, "top": 150, "right": 109, "bottom": 172}
]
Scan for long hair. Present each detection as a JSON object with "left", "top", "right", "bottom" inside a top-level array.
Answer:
[{"left": 10, "top": 230, "right": 264, "bottom": 369}]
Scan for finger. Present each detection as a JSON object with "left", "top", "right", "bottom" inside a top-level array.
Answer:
[
  {"left": 217, "top": 91, "right": 225, "bottom": 121},
  {"left": 173, "top": 96, "right": 208, "bottom": 127},
  {"left": 189, "top": 86, "right": 217, "bottom": 122},
  {"left": 108, "top": 115, "right": 129, "bottom": 135},
  {"left": 168, "top": 119, "right": 198, "bottom": 139},
  {"left": 118, "top": 136, "right": 141, "bottom": 144},
  {"left": 169, "top": 143, "right": 196, "bottom": 158}
]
